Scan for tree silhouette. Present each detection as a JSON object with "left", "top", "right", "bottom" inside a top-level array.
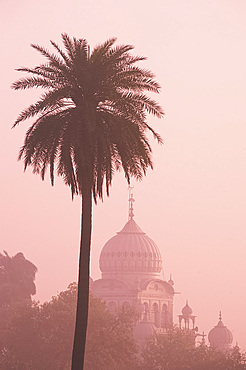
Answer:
[
  {"left": 0, "top": 284, "right": 138, "bottom": 370},
  {"left": 141, "top": 328, "right": 246, "bottom": 370},
  {"left": 12, "top": 34, "right": 163, "bottom": 369},
  {"left": 0, "top": 251, "right": 37, "bottom": 306}
]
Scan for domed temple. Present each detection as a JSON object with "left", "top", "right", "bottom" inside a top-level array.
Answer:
[
  {"left": 91, "top": 189, "right": 175, "bottom": 329},
  {"left": 91, "top": 189, "right": 235, "bottom": 348},
  {"left": 208, "top": 312, "right": 233, "bottom": 351}
]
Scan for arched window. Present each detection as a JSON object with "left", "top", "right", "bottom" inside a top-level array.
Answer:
[
  {"left": 108, "top": 301, "right": 117, "bottom": 312},
  {"left": 143, "top": 302, "right": 149, "bottom": 321},
  {"left": 137, "top": 260, "right": 142, "bottom": 271},
  {"left": 162, "top": 303, "right": 167, "bottom": 311},
  {"left": 152, "top": 302, "right": 160, "bottom": 328},
  {"left": 110, "top": 260, "right": 115, "bottom": 268},
  {"left": 122, "top": 301, "right": 130, "bottom": 309},
  {"left": 143, "top": 260, "right": 148, "bottom": 271},
  {"left": 129, "top": 259, "right": 135, "bottom": 270},
  {"left": 152, "top": 302, "right": 158, "bottom": 312},
  {"left": 161, "top": 304, "right": 170, "bottom": 327},
  {"left": 143, "top": 302, "right": 149, "bottom": 310},
  {"left": 123, "top": 260, "right": 128, "bottom": 270}
]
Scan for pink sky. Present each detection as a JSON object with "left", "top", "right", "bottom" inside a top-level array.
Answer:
[{"left": 1, "top": 0, "right": 246, "bottom": 349}]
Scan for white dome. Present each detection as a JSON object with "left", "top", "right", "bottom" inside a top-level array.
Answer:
[
  {"left": 99, "top": 218, "right": 162, "bottom": 277},
  {"left": 208, "top": 314, "right": 233, "bottom": 351}
]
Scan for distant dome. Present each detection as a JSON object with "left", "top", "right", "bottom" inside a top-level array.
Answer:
[
  {"left": 133, "top": 320, "right": 156, "bottom": 343},
  {"left": 208, "top": 313, "right": 233, "bottom": 351},
  {"left": 182, "top": 301, "right": 193, "bottom": 317},
  {"left": 99, "top": 218, "right": 162, "bottom": 275}
]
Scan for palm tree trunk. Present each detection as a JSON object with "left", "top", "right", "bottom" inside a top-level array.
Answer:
[{"left": 71, "top": 182, "right": 92, "bottom": 370}]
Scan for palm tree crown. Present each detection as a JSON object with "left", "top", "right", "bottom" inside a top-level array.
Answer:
[{"left": 12, "top": 34, "right": 164, "bottom": 199}]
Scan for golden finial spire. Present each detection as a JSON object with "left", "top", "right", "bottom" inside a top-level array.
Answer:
[{"left": 128, "top": 186, "right": 135, "bottom": 220}]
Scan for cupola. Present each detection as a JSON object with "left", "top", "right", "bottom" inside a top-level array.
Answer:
[{"left": 208, "top": 312, "right": 233, "bottom": 351}]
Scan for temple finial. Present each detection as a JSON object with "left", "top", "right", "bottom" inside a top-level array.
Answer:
[
  {"left": 128, "top": 186, "right": 135, "bottom": 220},
  {"left": 201, "top": 331, "right": 206, "bottom": 344},
  {"left": 219, "top": 311, "right": 222, "bottom": 321},
  {"left": 168, "top": 274, "right": 174, "bottom": 286}
]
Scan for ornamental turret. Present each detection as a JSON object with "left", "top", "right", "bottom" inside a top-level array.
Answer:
[{"left": 178, "top": 300, "right": 197, "bottom": 330}]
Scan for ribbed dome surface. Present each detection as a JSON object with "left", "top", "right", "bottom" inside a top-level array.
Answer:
[
  {"left": 99, "top": 219, "right": 162, "bottom": 274},
  {"left": 208, "top": 318, "right": 233, "bottom": 348}
]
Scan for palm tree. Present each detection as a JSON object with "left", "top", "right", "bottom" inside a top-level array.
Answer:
[{"left": 12, "top": 34, "right": 164, "bottom": 369}]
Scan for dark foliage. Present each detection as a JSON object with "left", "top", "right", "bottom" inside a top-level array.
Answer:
[
  {"left": 140, "top": 327, "right": 246, "bottom": 370},
  {"left": 0, "top": 251, "right": 37, "bottom": 306},
  {"left": 0, "top": 284, "right": 138, "bottom": 370}
]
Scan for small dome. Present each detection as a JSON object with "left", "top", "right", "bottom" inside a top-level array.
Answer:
[
  {"left": 99, "top": 218, "right": 162, "bottom": 275},
  {"left": 208, "top": 313, "right": 233, "bottom": 351},
  {"left": 133, "top": 320, "right": 156, "bottom": 343},
  {"left": 182, "top": 301, "right": 193, "bottom": 317}
]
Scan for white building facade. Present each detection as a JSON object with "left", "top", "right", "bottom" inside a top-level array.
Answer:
[{"left": 91, "top": 193, "right": 174, "bottom": 329}]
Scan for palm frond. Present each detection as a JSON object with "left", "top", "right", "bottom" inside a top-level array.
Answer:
[
  {"left": 121, "top": 92, "right": 164, "bottom": 118},
  {"left": 16, "top": 65, "right": 59, "bottom": 79},
  {"left": 31, "top": 43, "right": 74, "bottom": 83},
  {"left": 11, "top": 76, "right": 53, "bottom": 91},
  {"left": 50, "top": 40, "right": 71, "bottom": 66},
  {"left": 13, "top": 89, "right": 72, "bottom": 126},
  {"left": 61, "top": 33, "right": 77, "bottom": 61},
  {"left": 90, "top": 38, "right": 117, "bottom": 62}
]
